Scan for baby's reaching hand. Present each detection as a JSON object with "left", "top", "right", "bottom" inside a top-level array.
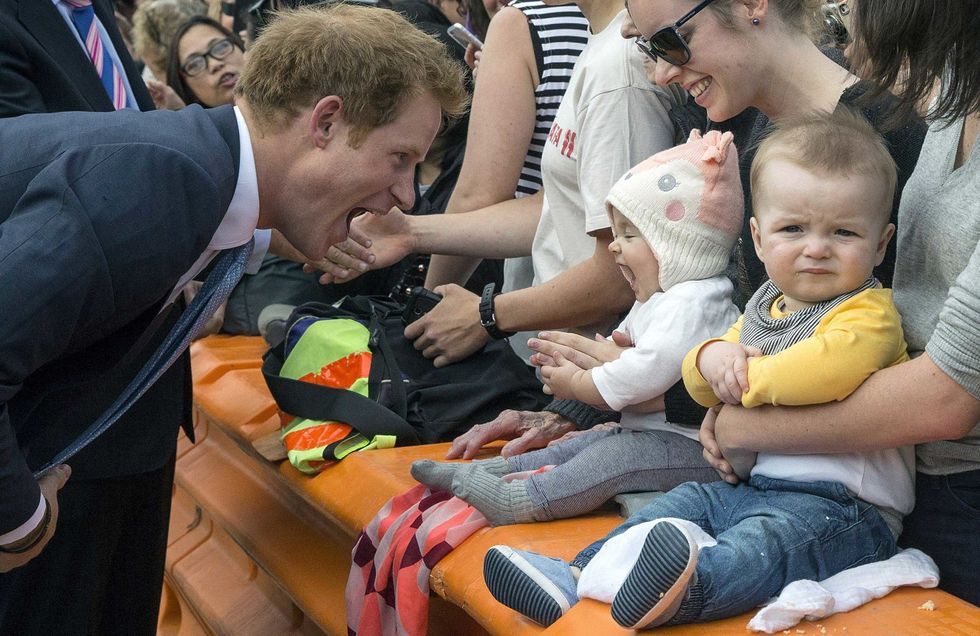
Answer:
[
  {"left": 696, "top": 342, "right": 763, "bottom": 405},
  {"left": 539, "top": 351, "right": 610, "bottom": 409},
  {"left": 539, "top": 350, "right": 585, "bottom": 399}
]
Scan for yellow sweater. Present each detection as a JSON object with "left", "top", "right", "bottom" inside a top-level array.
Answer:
[{"left": 682, "top": 288, "right": 909, "bottom": 409}]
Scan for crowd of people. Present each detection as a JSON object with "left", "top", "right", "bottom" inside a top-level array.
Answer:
[{"left": 0, "top": 0, "right": 976, "bottom": 633}]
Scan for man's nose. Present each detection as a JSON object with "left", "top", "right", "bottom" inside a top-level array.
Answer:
[{"left": 391, "top": 175, "right": 415, "bottom": 211}]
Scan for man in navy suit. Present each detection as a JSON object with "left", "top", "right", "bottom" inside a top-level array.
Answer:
[
  {"left": 0, "top": 5, "right": 467, "bottom": 634},
  {"left": 0, "top": 0, "right": 155, "bottom": 116}
]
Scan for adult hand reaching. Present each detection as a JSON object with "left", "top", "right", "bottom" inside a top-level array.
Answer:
[
  {"left": 547, "top": 421, "right": 618, "bottom": 446},
  {"left": 145, "top": 79, "right": 186, "bottom": 111},
  {"left": 446, "top": 410, "right": 576, "bottom": 459},
  {"left": 0, "top": 465, "right": 71, "bottom": 573},
  {"left": 464, "top": 44, "right": 481, "bottom": 75},
  {"left": 528, "top": 329, "right": 632, "bottom": 369},
  {"left": 404, "top": 284, "right": 488, "bottom": 367},
  {"left": 311, "top": 207, "right": 415, "bottom": 284}
]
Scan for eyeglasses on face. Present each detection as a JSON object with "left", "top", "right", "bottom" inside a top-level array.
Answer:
[
  {"left": 181, "top": 38, "right": 236, "bottom": 77},
  {"left": 629, "top": 0, "right": 717, "bottom": 67}
]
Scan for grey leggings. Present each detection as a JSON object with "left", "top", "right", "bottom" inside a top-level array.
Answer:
[{"left": 509, "top": 427, "right": 718, "bottom": 520}]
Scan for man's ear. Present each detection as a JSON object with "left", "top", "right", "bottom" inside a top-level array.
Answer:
[
  {"left": 749, "top": 216, "right": 765, "bottom": 263},
  {"left": 309, "top": 95, "right": 344, "bottom": 148},
  {"left": 875, "top": 222, "right": 896, "bottom": 266}
]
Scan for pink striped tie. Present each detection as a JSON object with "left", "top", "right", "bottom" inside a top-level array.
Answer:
[{"left": 62, "top": 0, "right": 129, "bottom": 110}]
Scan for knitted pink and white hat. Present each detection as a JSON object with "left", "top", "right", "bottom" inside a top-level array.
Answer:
[{"left": 605, "top": 130, "right": 744, "bottom": 291}]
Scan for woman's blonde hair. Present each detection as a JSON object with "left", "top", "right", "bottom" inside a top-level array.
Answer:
[
  {"left": 132, "top": 0, "right": 208, "bottom": 75},
  {"left": 235, "top": 4, "right": 470, "bottom": 145},
  {"left": 709, "top": 0, "right": 824, "bottom": 39}
]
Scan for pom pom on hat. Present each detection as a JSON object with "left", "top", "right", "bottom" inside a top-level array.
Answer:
[{"left": 605, "top": 129, "right": 744, "bottom": 291}]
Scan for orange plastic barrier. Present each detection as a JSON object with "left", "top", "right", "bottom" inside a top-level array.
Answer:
[{"left": 161, "top": 335, "right": 980, "bottom": 636}]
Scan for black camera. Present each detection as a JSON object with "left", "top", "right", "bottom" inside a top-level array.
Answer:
[{"left": 402, "top": 286, "right": 443, "bottom": 326}]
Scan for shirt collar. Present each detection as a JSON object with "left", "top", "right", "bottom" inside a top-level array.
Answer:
[{"left": 207, "top": 105, "right": 260, "bottom": 250}]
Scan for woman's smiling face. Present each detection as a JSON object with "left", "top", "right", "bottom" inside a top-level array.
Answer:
[{"left": 623, "top": 0, "right": 758, "bottom": 122}]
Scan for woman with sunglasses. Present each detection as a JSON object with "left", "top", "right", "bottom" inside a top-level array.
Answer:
[
  {"left": 702, "top": 0, "right": 980, "bottom": 605},
  {"left": 622, "top": 0, "right": 925, "bottom": 295},
  {"left": 165, "top": 16, "right": 245, "bottom": 107}
]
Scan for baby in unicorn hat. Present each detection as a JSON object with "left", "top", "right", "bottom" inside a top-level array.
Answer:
[{"left": 412, "top": 129, "right": 742, "bottom": 529}]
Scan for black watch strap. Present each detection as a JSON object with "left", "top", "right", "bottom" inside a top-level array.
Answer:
[{"left": 479, "top": 283, "right": 514, "bottom": 340}]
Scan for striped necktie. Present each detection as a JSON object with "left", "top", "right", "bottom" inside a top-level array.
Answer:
[
  {"left": 62, "top": 0, "right": 129, "bottom": 110},
  {"left": 32, "top": 240, "right": 255, "bottom": 477}
]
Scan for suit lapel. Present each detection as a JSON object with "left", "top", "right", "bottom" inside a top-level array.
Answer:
[{"left": 18, "top": 0, "right": 113, "bottom": 111}]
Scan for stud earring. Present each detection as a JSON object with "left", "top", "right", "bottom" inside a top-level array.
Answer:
[{"left": 751, "top": 18, "right": 761, "bottom": 25}]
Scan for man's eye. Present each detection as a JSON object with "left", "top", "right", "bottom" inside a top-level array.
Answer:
[
  {"left": 836, "top": 228, "right": 858, "bottom": 237},
  {"left": 780, "top": 225, "right": 802, "bottom": 233}
]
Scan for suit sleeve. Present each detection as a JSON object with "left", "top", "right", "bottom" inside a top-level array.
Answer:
[
  {"left": 0, "top": 172, "right": 115, "bottom": 533},
  {"left": 0, "top": 20, "right": 47, "bottom": 117},
  {"left": 0, "top": 144, "right": 224, "bottom": 535},
  {"left": 739, "top": 291, "right": 909, "bottom": 407}
]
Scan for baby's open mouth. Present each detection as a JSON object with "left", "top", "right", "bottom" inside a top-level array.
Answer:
[{"left": 618, "top": 264, "right": 636, "bottom": 288}]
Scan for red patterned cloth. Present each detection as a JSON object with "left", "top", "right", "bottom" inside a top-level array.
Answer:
[{"left": 346, "top": 484, "right": 489, "bottom": 635}]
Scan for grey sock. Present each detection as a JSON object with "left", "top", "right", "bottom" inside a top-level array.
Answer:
[
  {"left": 411, "top": 457, "right": 512, "bottom": 492},
  {"left": 410, "top": 459, "right": 460, "bottom": 492},
  {"left": 452, "top": 465, "right": 537, "bottom": 526},
  {"left": 474, "top": 456, "right": 511, "bottom": 476}
]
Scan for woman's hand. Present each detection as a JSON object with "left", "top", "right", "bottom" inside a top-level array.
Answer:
[
  {"left": 699, "top": 406, "right": 756, "bottom": 483},
  {"left": 446, "top": 410, "right": 576, "bottom": 459},
  {"left": 145, "top": 79, "right": 186, "bottom": 111},
  {"left": 310, "top": 208, "right": 414, "bottom": 284},
  {"left": 528, "top": 330, "right": 632, "bottom": 369},
  {"left": 547, "top": 421, "right": 619, "bottom": 446},
  {"left": 464, "top": 44, "right": 481, "bottom": 76}
]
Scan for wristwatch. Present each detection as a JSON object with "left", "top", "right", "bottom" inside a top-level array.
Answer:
[{"left": 479, "top": 283, "right": 514, "bottom": 340}]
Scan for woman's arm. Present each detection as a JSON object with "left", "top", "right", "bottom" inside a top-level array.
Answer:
[
  {"left": 425, "top": 7, "right": 539, "bottom": 289},
  {"left": 405, "top": 228, "right": 633, "bottom": 368},
  {"left": 713, "top": 242, "right": 980, "bottom": 459},
  {"left": 494, "top": 229, "right": 634, "bottom": 332},
  {"left": 714, "top": 353, "right": 980, "bottom": 456}
]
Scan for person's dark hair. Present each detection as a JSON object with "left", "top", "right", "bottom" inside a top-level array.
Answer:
[
  {"left": 460, "top": 0, "right": 491, "bottom": 40},
  {"left": 851, "top": 0, "right": 980, "bottom": 123},
  {"left": 165, "top": 16, "right": 245, "bottom": 106}
]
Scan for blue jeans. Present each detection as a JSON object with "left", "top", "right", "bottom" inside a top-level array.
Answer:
[
  {"left": 900, "top": 470, "right": 980, "bottom": 605},
  {"left": 572, "top": 476, "right": 897, "bottom": 622}
]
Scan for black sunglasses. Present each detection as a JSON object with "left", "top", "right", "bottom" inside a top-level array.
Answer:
[
  {"left": 629, "top": 0, "right": 717, "bottom": 67},
  {"left": 181, "top": 38, "right": 236, "bottom": 77}
]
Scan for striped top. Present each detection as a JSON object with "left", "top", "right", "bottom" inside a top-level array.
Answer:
[
  {"left": 509, "top": 1, "right": 590, "bottom": 198},
  {"left": 739, "top": 276, "right": 880, "bottom": 355}
]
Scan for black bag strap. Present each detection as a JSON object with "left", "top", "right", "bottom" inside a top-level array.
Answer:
[{"left": 366, "top": 307, "right": 408, "bottom": 420}]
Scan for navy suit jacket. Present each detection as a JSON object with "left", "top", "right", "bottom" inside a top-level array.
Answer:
[
  {"left": 0, "top": 105, "right": 240, "bottom": 533},
  {"left": 0, "top": 0, "right": 154, "bottom": 116}
]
